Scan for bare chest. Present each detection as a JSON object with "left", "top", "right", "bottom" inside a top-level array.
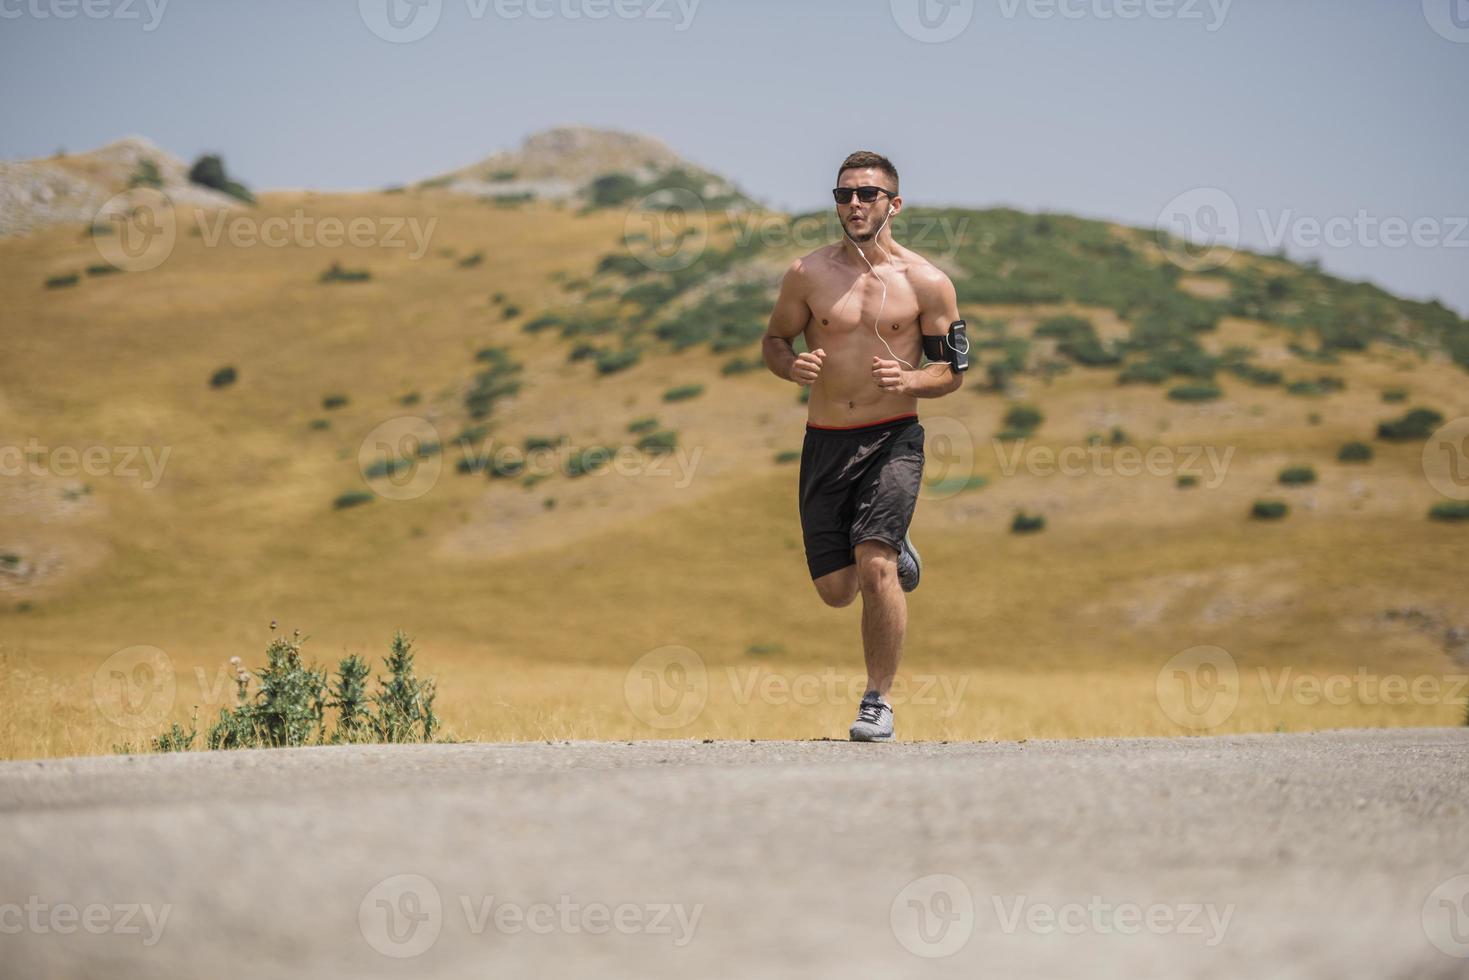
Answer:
[{"left": 805, "top": 272, "right": 922, "bottom": 344}]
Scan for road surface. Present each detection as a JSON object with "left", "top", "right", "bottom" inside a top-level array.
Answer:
[{"left": 3, "top": 729, "right": 1469, "bottom": 978}]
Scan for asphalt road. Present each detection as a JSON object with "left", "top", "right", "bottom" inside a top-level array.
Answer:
[{"left": 3, "top": 729, "right": 1469, "bottom": 979}]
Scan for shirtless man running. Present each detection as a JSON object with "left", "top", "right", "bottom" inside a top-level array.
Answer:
[{"left": 762, "top": 150, "right": 967, "bottom": 742}]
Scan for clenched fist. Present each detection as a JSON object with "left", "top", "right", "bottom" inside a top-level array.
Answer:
[{"left": 790, "top": 348, "right": 826, "bottom": 386}]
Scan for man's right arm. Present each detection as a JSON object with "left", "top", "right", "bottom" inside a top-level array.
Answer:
[{"left": 763, "top": 259, "right": 821, "bottom": 384}]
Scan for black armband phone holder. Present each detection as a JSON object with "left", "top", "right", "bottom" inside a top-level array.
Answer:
[{"left": 922, "top": 320, "right": 970, "bottom": 373}]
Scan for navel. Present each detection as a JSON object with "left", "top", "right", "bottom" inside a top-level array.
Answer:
[{"left": 822, "top": 319, "right": 829, "bottom": 326}]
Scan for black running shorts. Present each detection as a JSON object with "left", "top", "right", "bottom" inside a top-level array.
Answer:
[{"left": 797, "top": 413, "right": 925, "bottom": 580}]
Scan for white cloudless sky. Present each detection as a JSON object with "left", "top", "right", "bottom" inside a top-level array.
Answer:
[{"left": 2, "top": 0, "right": 1466, "bottom": 313}]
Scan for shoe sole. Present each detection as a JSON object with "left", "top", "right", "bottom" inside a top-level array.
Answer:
[
  {"left": 849, "top": 729, "right": 895, "bottom": 742},
  {"left": 899, "top": 531, "right": 922, "bottom": 593}
]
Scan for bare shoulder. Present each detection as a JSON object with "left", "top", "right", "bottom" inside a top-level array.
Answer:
[
  {"left": 781, "top": 245, "right": 836, "bottom": 288},
  {"left": 901, "top": 250, "right": 957, "bottom": 301}
]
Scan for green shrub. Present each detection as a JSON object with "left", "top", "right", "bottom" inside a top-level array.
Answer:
[
  {"left": 151, "top": 711, "right": 199, "bottom": 752},
  {"left": 636, "top": 430, "right": 677, "bottom": 455},
  {"left": 595, "top": 347, "right": 641, "bottom": 375},
  {"left": 308, "top": 418, "right": 330, "bottom": 431},
  {"left": 400, "top": 391, "right": 420, "bottom": 406},
  {"left": 1377, "top": 408, "right": 1444, "bottom": 441},
  {"left": 1118, "top": 360, "right": 1171, "bottom": 385},
  {"left": 370, "top": 631, "right": 438, "bottom": 743},
  {"left": 1278, "top": 466, "right": 1317, "bottom": 485},
  {"left": 85, "top": 263, "right": 121, "bottom": 277},
  {"left": 1251, "top": 499, "right": 1289, "bottom": 520},
  {"left": 1011, "top": 511, "right": 1046, "bottom": 534},
  {"left": 999, "top": 404, "right": 1043, "bottom": 439},
  {"left": 566, "top": 446, "right": 613, "bottom": 477},
  {"left": 503, "top": 305, "right": 521, "bottom": 319},
  {"left": 774, "top": 450, "right": 800, "bottom": 464},
  {"left": 45, "top": 273, "right": 79, "bottom": 289},
  {"left": 458, "top": 252, "right": 484, "bottom": 268},
  {"left": 322, "top": 393, "right": 349, "bottom": 410},
  {"left": 663, "top": 384, "right": 705, "bottom": 402},
  {"left": 1381, "top": 388, "right": 1409, "bottom": 403},
  {"left": 320, "top": 262, "right": 371, "bottom": 283},
  {"left": 1429, "top": 502, "right": 1469, "bottom": 522},
  {"left": 1337, "top": 441, "right": 1373, "bottom": 463},
  {"left": 209, "top": 366, "right": 238, "bottom": 389},
  {"left": 523, "top": 314, "right": 561, "bottom": 334},
  {"left": 188, "top": 154, "right": 255, "bottom": 203},
  {"left": 1167, "top": 383, "right": 1222, "bottom": 402},
  {"left": 722, "top": 356, "right": 761, "bottom": 375},
  {"left": 487, "top": 457, "right": 525, "bottom": 479},
  {"left": 524, "top": 435, "right": 560, "bottom": 451},
  {"left": 1176, "top": 474, "right": 1199, "bottom": 488},
  {"left": 333, "top": 491, "right": 374, "bottom": 510},
  {"left": 627, "top": 417, "right": 659, "bottom": 434},
  {"left": 586, "top": 172, "right": 641, "bottom": 208},
  {"left": 128, "top": 158, "right": 163, "bottom": 190}
]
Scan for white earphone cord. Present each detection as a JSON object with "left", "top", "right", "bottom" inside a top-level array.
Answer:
[{"left": 846, "top": 207, "right": 917, "bottom": 371}]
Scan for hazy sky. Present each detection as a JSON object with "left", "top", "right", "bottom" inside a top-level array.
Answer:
[{"left": 3, "top": 0, "right": 1466, "bottom": 313}]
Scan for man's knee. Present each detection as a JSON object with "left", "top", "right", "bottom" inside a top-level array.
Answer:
[
  {"left": 855, "top": 539, "right": 899, "bottom": 593},
  {"left": 813, "top": 567, "right": 858, "bottom": 607}
]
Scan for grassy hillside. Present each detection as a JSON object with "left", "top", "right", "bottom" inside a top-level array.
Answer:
[{"left": 2, "top": 173, "right": 1467, "bottom": 758}]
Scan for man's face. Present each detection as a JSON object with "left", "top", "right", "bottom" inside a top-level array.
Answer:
[{"left": 836, "top": 167, "right": 900, "bottom": 242}]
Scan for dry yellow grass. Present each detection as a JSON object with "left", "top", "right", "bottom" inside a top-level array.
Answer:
[{"left": 1, "top": 190, "right": 1466, "bottom": 759}]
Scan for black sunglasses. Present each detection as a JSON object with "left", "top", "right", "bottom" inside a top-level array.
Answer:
[{"left": 832, "top": 185, "right": 896, "bottom": 205}]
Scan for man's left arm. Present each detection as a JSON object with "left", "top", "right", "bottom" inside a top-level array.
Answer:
[{"left": 871, "top": 269, "right": 964, "bottom": 398}]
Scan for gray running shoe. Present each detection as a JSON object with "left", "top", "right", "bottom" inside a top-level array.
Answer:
[
  {"left": 896, "top": 531, "right": 922, "bottom": 593},
  {"left": 849, "top": 691, "right": 894, "bottom": 742}
]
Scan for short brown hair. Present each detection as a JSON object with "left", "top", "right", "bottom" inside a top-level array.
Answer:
[{"left": 837, "top": 151, "right": 898, "bottom": 192}]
